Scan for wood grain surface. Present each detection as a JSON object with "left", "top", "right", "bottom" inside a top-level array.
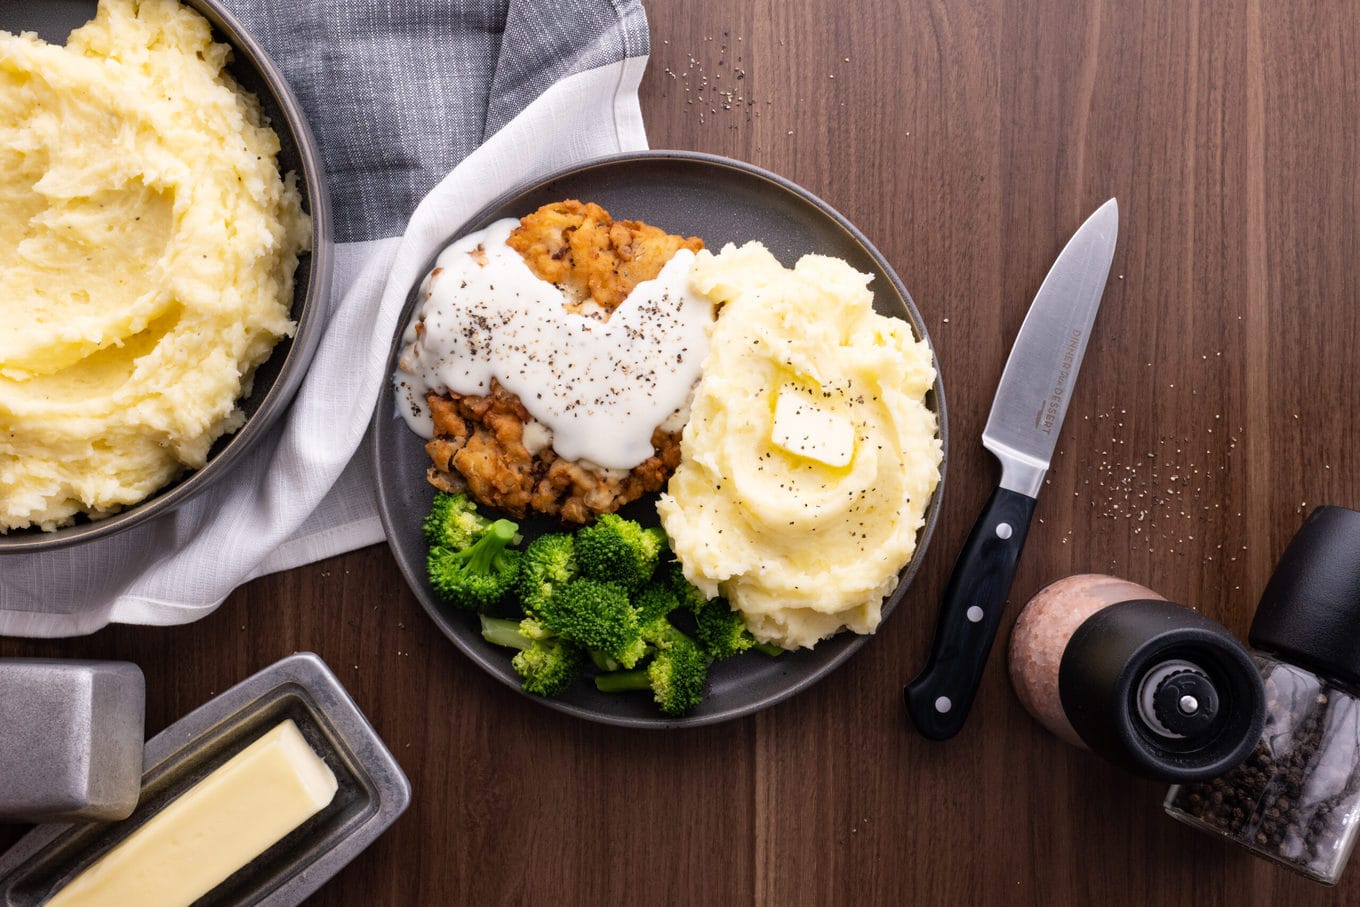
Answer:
[{"left": 4, "top": 0, "right": 1360, "bottom": 903}]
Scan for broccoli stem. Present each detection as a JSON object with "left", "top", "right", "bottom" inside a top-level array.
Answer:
[
  {"left": 463, "top": 519, "right": 518, "bottom": 573},
  {"left": 753, "top": 642, "right": 785, "bottom": 657},
  {"left": 589, "top": 650, "right": 621, "bottom": 672},
  {"left": 480, "top": 615, "right": 531, "bottom": 651},
  {"left": 594, "top": 671, "right": 652, "bottom": 692}
]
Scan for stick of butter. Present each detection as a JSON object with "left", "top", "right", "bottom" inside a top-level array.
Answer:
[{"left": 46, "top": 719, "right": 338, "bottom": 907}]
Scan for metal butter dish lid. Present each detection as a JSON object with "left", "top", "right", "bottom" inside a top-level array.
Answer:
[
  {"left": 0, "top": 653, "right": 411, "bottom": 906},
  {"left": 0, "top": 660, "right": 145, "bottom": 824}
]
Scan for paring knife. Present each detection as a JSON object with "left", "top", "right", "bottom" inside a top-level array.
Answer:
[{"left": 904, "top": 199, "right": 1119, "bottom": 741}]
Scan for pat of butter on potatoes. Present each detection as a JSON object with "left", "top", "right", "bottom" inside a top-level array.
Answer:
[
  {"left": 770, "top": 383, "right": 856, "bottom": 468},
  {"left": 45, "top": 720, "right": 337, "bottom": 907}
]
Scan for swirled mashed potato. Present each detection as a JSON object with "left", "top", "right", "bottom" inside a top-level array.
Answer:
[
  {"left": 657, "top": 243, "right": 941, "bottom": 649},
  {"left": 0, "top": 0, "right": 309, "bottom": 531}
]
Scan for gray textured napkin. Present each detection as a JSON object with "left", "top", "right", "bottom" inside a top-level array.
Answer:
[
  {"left": 0, "top": 0, "right": 650, "bottom": 636},
  {"left": 232, "top": 0, "right": 649, "bottom": 240}
]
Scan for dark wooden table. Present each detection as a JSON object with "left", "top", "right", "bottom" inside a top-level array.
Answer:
[{"left": 5, "top": 0, "right": 1359, "bottom": 903}]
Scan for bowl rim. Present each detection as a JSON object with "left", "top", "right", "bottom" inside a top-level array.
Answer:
[
  {"left": 0, "top": 0, "right": 333, "bottom": 555},
  {"left": 372, "top": 148, "right": 949, "bottom": 727}
]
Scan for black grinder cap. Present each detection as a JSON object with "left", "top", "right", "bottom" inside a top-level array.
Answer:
[
  {"left": 1251, "top": 505, "right": 1360, "bottom": 688},
  {"left": 1058, "top": 599, "right": 1266, "bottom": 783}
]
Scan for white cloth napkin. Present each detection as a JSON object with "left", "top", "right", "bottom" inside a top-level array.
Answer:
[{"left": 0, "top": 57, "right": 649, "bottom": 637}]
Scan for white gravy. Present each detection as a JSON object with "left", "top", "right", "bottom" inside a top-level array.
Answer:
[{"left": 393, "top": 218, "right": 713, "bottom": 470}]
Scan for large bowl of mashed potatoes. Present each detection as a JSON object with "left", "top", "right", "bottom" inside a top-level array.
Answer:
[{"left": 0, "top": 0, "right": 331, "bottom": 551}]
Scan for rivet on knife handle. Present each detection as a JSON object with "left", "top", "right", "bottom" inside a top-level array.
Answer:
[{"left": 904, "top": 487, "right": 1035, "bottom": 739}]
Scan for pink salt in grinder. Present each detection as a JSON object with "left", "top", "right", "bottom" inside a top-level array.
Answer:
[{"left": 1009, "top": 574, "right": 1265, "bottom": 782}]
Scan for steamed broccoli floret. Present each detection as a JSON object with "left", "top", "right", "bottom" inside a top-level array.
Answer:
[
  {"left": 514, "top": 642, "right": 584, "bottom": 697},
  {"left": 639, "top": 610, "right": 690, "bottom": 650},
  {"left": 666, "top": 569, "right": 784, "bottom": 659},
  {"left": 692, "top": 597, "right": 787, "bottom": 660},
  {"left": 422, "top": 492, "right": 492, "bottom": 550},
  {"left": 575, "top": 514, "right": 667, "bottom": 590},
  {"left": 517, "top": 532, "right": 578, "bottom": 616},
  {"left": 633, "top": 579, "right": 680, "bottom": 625},
  {"left": 693, "top": 598, "right": 757, "bottom": 661},
  {"left": 479, "top": 615, "right": 583, "bottom": 696},
  {"left": 595, "top": 636, "right": 709, "bottom": 717},
  {"left": 645, "top": 640, "right": 709, "bottom": 715},
  {"left": 427, "top": 518, "right": 521, "bottom": 611},
  {"left": 664, "top": 559, "right": 709, "bottom": 614},
  {"left": 539, "top": 577, "right": 647, "bottom": 669}
]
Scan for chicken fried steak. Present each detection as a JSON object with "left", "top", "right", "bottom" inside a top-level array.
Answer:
[
  {"left": 419, "top": 201, "right": 704, "bottom": 523},
  {"left": 423, "top": 383, "right": 683, "bottom": 524},
  {"left": 507, "top": 200, "right": 703, "bottom": 314}
]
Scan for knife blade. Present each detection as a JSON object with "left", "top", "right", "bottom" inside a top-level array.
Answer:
[{"left": 904, "top": 198, "right": 1119, "bottom": 740}]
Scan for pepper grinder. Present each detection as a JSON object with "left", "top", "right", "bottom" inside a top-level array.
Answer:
[
  {"left": 1166, "top": 505, "right": 1360, "bottom": 885},
  {"left": 1010, "top": 574, "right": 1266, "bottom": 782}
]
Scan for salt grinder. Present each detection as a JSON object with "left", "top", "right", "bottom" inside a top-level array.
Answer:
[
  {"left": 1010, "top": 574, "right": 1265, "bottom": 782},
  {"left": 1166, "top": 505, "right": 1360, "bottom": 885}
]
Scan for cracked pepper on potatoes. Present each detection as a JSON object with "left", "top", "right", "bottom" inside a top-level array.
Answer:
[{"left": 0, "top": 0, "right": 309, "bottom": 531}]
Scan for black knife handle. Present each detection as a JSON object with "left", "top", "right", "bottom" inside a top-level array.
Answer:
[{"left": 904, "top": 486, "right": 1036, "bottom": 740}]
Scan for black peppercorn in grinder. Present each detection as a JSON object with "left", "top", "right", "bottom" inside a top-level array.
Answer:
[
  {"left": 1058, "top": 599, "right": 1266, "bottom": 783},
  {"left": 1166, "top": 505, "right": 1360, "bottom": 885}
]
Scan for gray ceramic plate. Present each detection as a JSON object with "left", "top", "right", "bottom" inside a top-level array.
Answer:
[
  {"left": 372, "top": 151, "right": 948, "bottom": 727},
  {"left": 0, "top": 0, "right": 331, "bottom": 553}
]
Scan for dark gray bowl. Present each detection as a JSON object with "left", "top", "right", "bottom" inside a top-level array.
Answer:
[
  {"left": 373, "top": 151, "right": 948, "bottom": 727},
  {"left": 0, "top": 0, "right": 332, "bottom": 553}
]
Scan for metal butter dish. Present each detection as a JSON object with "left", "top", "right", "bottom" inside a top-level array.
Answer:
[{"left": 0, "top": 653, "right": 410, "bottom": 906}]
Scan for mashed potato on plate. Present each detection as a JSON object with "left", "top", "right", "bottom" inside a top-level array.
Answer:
[
  {"left": 658, "top": 243, "right": 942, "bottom": 650},
  {"left": 0, "top": 0, "right": 309, "bottom": 531}
]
